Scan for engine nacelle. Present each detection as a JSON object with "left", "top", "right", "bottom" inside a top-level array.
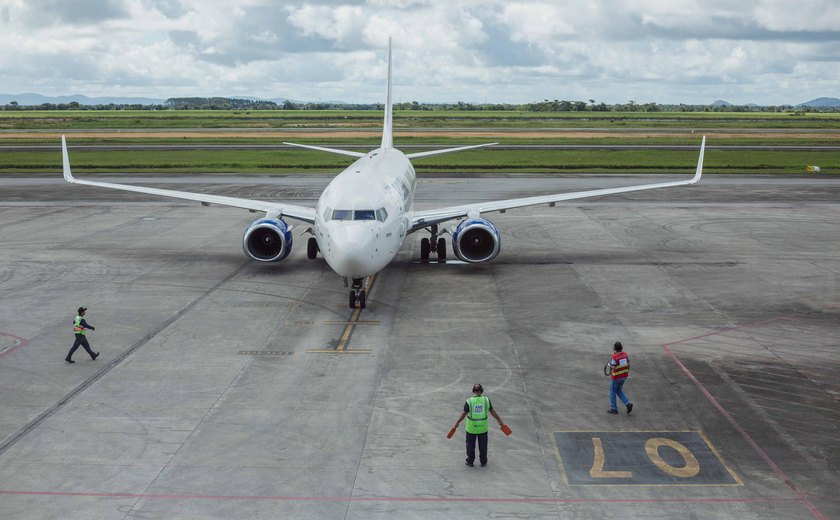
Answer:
[
  {"left": 243, "top": 218, "right": 293, "bottom": 262},
  {"left": 451, "top": 218, "right": 501, "bottom": 263}
]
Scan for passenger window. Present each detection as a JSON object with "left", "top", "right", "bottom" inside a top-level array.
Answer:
[
  {"left": 332, "top": 209, "right": 353, "bottom": 221},
  {"left": 354, "top": 210, "right": 376, "bottom": 221}
]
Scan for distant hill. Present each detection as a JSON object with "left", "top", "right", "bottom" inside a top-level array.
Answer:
[
  {"left": 797, "top": 97, "right": 840, "bottom": 107},
  {"left": 0, "top": 93, "right": 317, "bottom": 107},
  {"left": 2, "top": 92, "right": 839, "bottom": 109},
  {"left": 711, "top": 100, "right": 764, "bottom": 107},
  {"left": 0, "top": 93, "right": 165, "bottom": 105}
]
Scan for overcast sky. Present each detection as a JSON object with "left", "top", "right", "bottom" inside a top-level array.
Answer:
[{"left": 1, "top": 0, "right": 839, "bottom": 105}]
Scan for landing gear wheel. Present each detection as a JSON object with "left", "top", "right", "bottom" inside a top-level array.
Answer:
[
  {"left": 436, "top": 237, "right": 446, "bottom": 261},
  {"left": 349, "top": 291, "right": 357, "bottom": 309},
  {"left": 420, "top": 238, "right": 430, "bottom": 261},
  {"left": 359, "top": 290, "right": 366, "bottom": 309},
  {"left": 307, "top": 237, "right": 318, "bottom": 259}
]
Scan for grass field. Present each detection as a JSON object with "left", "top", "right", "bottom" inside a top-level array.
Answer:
[
  {"left": 3, "top": 147, "right": 835, "bottom": 175},
  {"left": 1, "top": 110, "right": 837, "bottom": 174},
  {"left": 2, "top": 109, "right": 840, "bottom": 129}
]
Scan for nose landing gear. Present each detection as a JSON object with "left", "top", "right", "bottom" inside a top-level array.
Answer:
[{"left": 348, "top": 277, "right": 368, "bottom": 309}]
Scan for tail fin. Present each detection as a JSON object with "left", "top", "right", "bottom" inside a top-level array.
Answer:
[{"left": 381, "top": 37, "right": 393, "bottom": 150}]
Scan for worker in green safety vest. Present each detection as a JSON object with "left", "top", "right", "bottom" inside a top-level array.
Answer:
[
  {"left": 65, "top": 306, "right": 99, "bottom": 363},
  {"left": 452, "top": 383, "right": 505, "bottom": 467}
]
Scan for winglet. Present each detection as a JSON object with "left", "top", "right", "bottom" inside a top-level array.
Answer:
[
  {"left": 691, "top": 136, "right": 705, "bottom": 184},
  {"left": 61, "top": 135, "right": 76, "bottom": 183},
  {"left": 380, "top": 37, "right": 393, "bottom": 150}
]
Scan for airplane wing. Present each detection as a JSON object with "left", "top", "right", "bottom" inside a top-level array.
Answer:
[
  {"left": 61, "top": 136, "right": 317, "bottom": 224},
  {"left": 409, "top": 136, "right": 705, "bottom": 233}
]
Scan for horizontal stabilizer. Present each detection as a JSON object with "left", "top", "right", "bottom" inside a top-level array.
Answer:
[
  {"left": 282, "top": 142, "right": 365, "bottom": 158},
  {"left": 405, "top": 142, "right": 497, "bottom": 159}
]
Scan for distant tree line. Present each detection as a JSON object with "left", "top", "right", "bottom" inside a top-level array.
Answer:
[
  {"left": 165, "top": 97, "right": 278, "bottom": 109},
  {"left": 2, "top": 96, "right": 838, "bottom": 112}
]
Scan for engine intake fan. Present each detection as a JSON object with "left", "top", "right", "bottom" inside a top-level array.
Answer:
[
  {"left": 243, "top": 218, "right": 293, "bottom": 262},
  {"left": 451, "top": 218, "right": 501, "bottom": 263}
]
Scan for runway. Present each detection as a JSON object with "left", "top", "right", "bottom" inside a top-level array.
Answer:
[{"left": 0, "top": 175, "right": 838, "bottom": 519}]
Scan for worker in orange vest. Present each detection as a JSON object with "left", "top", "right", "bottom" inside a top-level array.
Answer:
[{"left": 607, "top": 341, "right": 633, "bottom": 414}]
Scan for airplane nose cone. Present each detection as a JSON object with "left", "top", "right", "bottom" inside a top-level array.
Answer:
[{"left": 325, "top": 224, "right": 377, "bottom": 277}]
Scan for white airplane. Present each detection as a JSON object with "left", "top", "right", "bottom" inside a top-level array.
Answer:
[{"left": 61, "top": 40, "right": 705, "bottom": 309}]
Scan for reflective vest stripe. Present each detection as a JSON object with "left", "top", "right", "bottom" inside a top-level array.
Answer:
[
  {"left": 465, "top": 396, "right": 489, "bottom": 434},
  {"left": 73, "top": 315, "right": 85, "bottom": 335},
  {"left": 611, "top": 352, "right": 629, "bottom": 379}
]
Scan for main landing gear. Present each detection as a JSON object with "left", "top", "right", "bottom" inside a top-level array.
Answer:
[
  {"left": 348, "top": 277, "right": 367, "bottom": 309},
  {"left": 420, "top": 223, "right": 446, "bottom": 262},
  {"left": 307, "top": 236, "right": 319, "bottom": 259}
]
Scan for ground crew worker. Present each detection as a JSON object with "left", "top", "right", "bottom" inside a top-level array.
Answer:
[
  {"left": 452, "top": 384, "right": 505, "bottom": 467},
  {"left": 608, "top": 341, "right": 632, "bottom": 414},
  {"left": 65, "top": 307, "right": 98, "bottom": 363}
]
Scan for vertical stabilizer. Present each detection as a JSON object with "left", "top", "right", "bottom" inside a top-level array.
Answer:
[{"left": 381, "top": 37, "right": 393, "bottom": 150}]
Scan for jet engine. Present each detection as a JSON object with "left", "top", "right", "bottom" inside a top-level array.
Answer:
[
  {"left": 451, "top": 218, "right": 501, "bottom": 263},
  {"left": 243, "top": 218, "right": 293, "bottom": 262}
]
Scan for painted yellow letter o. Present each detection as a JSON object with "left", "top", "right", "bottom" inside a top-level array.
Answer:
[{"left": 644, "top": 437, "right": 700, "bottom": 478}]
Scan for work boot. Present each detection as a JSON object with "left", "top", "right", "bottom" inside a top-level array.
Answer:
[{"left": 607, "top": 409, "right": 618, "bottom": 414}]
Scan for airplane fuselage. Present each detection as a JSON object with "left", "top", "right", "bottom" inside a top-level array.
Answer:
[{"left": 314, "top": 147, "right": 416, "bottom": 278}]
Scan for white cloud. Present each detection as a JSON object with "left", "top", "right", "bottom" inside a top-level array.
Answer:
[
  {"left": 499, "top": 2, "right": 575, "bottom": 43},
  {"left": 285, "top": 5, "right": 366, "bottom": 44},
  {"left": 751, "top": 0, "right": 840, "bottom": 32},
  {"left": 0, "top": 0, "right": 837, "bottom": 104}
]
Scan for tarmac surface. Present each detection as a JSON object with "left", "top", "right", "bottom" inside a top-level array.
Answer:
[{"left": 0, "top": 174, "right": 838, "bottom": 519}]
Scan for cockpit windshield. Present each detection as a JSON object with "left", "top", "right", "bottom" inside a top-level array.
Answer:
[
  {"left": 331, "top": 209, "right": 353, "bottom": 221},
  {"left": 329, "top": 209, "right": 388, "bottom": 222}
]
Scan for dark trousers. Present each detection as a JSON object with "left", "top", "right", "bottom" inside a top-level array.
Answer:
[
  {"left": 465, "top": 431, "right": 488, "bottom": 464},
  {"left": 66, "top": 334, "right": 95, "bottom": 361}
]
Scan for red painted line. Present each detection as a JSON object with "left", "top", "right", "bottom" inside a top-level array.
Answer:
[
  {"left": 664, "top": 312, "right": 804, "bottom": 347},
  {"left": 664, "top": 323, "right": 828, "bottom": 520},
  {"left": 0, "top": 489, "right": 803, "bottom": 504},
  {"left": 0, "top": 331, "right": 31, "bottom": 358}
]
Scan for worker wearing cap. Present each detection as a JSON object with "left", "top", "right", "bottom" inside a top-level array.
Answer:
[
  {"left": 607, "top": 341, "right": 632, "bottom": 414},
  {"left": 65, "top": 307, "right": 98, "bottom": 363},
  {"left": 452, "top": 384, "right": 504, "bottom": 467}
]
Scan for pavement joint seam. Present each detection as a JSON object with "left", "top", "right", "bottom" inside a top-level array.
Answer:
[
  {"left": 0, "top": 261, "right": 249, "bottom": 457},
  {"left": 663, "top": 306, "right": 835, "bottom": 520}
]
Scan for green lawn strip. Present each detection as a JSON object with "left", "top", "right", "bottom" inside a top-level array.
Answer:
[
  {"left": 2, "top": 110, "right": 840, "bottom": 130},
  {"left": 2, "top": 148, "right": 834, "bottom": 174},
  {"left": 2, "top": 136, "right": 837, "bottom": 147}
]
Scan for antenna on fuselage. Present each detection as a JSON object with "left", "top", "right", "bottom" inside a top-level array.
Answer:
[{"left": 381, "top": 37, "right": 393, "bottom": 150}]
